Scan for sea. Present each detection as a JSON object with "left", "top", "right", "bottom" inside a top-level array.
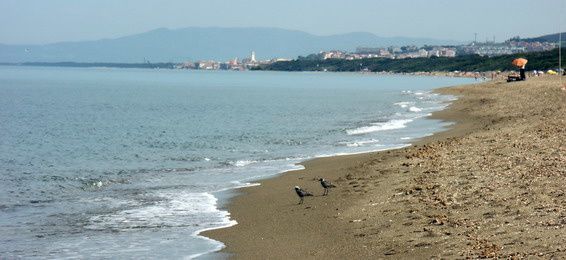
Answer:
[{"left": 0, "top": 66, "right": 474, "bottom": 259}]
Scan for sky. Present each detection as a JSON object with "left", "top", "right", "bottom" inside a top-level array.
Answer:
[{"left": 0, "top": 0, "right": 564, "bottom": 45}]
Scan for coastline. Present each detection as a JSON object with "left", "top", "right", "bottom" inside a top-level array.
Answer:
[
  {"left": 1, "top": 63, "right": 503, "bottom": 80},
  {"left": 203, "top": 76, "right": 565, "bottom": 258}
]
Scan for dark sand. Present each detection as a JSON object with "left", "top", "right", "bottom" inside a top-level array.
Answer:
[{"left": 204, "top": 76, "right": 566, "bottom": 259}]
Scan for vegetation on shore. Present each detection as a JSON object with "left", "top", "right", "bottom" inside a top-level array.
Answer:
[
  {"left": 255, "top": 48, "right": 566, "bottom": 73},
  {"left": 3, "top": 48, "right": 564, "bottom": 73}
]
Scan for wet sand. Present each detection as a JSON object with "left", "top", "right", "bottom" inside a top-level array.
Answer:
[{"left": 203, "top": 76, "right": 566, "bottom": 259}]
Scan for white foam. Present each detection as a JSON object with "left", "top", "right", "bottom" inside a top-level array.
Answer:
[
  {"left": 408, "top": 106, "right": 422, "bottom": 112},
  {"left": 394, "top": 101, "right": 412, "bottom": 108},
  {"left": 340, "top": 139, "right": 380, "bottom": 147},
  {"left": 85, "top": 190, "right": 242, "bottom": 258},
  {"left": 86, "top": 192, "right": 235, "bottom": 231},
  {"left": 346, "top": 119, "right": 413, "bottom": 135},
  {"left": 231, "top": 160, "right": 257, "bottom": 167}
]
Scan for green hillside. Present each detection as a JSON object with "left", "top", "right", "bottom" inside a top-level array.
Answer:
[
  {"left": 521, "top": 32, "right": 566, "bottom": 43},
  {"left": 257, "top": 48, "right": 566, "bottom": 73}
]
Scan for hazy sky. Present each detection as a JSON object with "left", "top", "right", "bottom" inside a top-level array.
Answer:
[{"left": 1, "top": 0, "right": 564, "bottom": 44}]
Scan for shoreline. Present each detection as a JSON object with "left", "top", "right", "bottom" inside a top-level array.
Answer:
[
  {"left": 200, "top": 80, "right": 475, "bottom": 258},
  {"left": 192, "top": 142, "right": 418, "bottom": 257},
  {"left": 203, "top": 76, "right": 565, "bottom": 258},
  {"left": 193, "top": 80, "right": 466, "bottom": 257},
  {"left": 0, "top": 64, "right": 503, "bottom": 80}
]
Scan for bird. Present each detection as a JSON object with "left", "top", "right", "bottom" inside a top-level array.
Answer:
[
  {"left": 319, "top": 178, "right": 336, "bottom": 196},
  {"left": 294, "top": 186, "right": 313, "bottom": 204}
]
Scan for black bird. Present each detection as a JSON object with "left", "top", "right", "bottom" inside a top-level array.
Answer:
[
  {"left": 319, "top": 178, "right": 336, "bottom": 196},
  {"left": 294, "top": 186, "right": 313, "bottom": 204}
]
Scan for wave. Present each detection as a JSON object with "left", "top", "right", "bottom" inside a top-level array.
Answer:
[
  {"left": 394, "top": 101, "right": 412, "bottom": 108},
  {"left": 346, "top": 119, "right": 413, "bottom": 135},
  {"left": 231, "top": 160, "right": 257, "bottom": 167},
  {"left": 86, "top": 191, "right": 234, "bottom": 231},
  {"left": 217, "top": 159, "right": 261, "bottom": 168},
  {"left": 81, "top": 188, "right": 248, "bottom": 259},
  {"left": 338, "top": 139, "right": 380, "bottom": 147},
  {"left": 408, "top": 106, "right": 422, "bottom": 112}
]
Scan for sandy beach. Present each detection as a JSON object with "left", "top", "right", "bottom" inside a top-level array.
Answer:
[{"left": 203, "top": 76, "right": 566, "bottom": 259}]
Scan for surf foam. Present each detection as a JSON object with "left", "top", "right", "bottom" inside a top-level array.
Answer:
[
  {"left": 346, "top": 119, "right": 413, "bottom": 135},
  {"left": 408, "top": 106, "right": 423, "bottom": 112}
]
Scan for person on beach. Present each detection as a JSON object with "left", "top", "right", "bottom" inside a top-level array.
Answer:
[
  {"left": 520, "top": 67, "right": 526, "bottom": 80},
  {"left": 509, "top": 58, "right": 528, "bottom": 82}
]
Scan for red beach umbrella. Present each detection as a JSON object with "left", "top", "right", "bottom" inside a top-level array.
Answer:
[{"left": 512, "top": 58, "right": 528, "bottom": 68}]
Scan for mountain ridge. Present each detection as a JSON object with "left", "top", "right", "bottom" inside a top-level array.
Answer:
[{"left": 1, "top": 27, "right": 461, "bottom": 63}]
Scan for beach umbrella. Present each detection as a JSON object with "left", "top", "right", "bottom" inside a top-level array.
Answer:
[{"left": 512, "top": 58, "right": 528, "bottom": 68}]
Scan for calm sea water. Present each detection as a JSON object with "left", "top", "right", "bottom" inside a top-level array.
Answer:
[{"left": 0, "top": 66, "right": 474, "bottom": 258}]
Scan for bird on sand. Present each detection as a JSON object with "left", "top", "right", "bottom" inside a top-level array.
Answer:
[
  {"left": 294, "top": 186, "right": 313, "bottom": 204},
  {"left": 319, "top": 178, "right": 336, "bottom": 196}
]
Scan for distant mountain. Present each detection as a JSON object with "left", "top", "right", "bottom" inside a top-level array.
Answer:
[
  {"left": 520, "top": 32, "right": 566, "bottom": 43},
  {"left": 0, "top": 27, "right": 460, "bottom": 63}
]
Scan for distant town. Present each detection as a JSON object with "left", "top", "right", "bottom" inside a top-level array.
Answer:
[
  {"left": 6, "top": 34, "right": 561, "bottom": 74},
  {"left": 175, "top": 51, "right": 291, "bottom": 71},
  {"left": 174, "top": 37, "right": 558, "bottom": 71}
]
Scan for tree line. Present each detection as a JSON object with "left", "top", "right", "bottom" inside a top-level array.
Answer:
[{"left": 255, "top": 48, "right": 566, "bottom": 73}]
